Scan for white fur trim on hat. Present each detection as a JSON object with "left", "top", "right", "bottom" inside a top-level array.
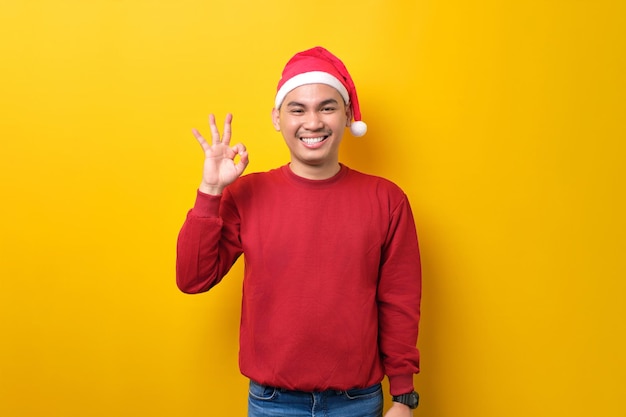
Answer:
[{"left": 275, "top": 71, "right": 350, "bottom": 109}]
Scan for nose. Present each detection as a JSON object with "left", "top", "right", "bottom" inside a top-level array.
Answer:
[{"left": 303, "top": 111, "right": 324, "bottom": 130}]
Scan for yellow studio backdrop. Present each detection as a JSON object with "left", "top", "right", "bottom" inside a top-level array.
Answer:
[{"left": 1, "top": 1, "right": 624, "bottom": 416}]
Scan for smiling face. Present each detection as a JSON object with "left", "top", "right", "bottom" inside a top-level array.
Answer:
[{"left": 272, "top": 83, "right": 352, "bottom": 180}]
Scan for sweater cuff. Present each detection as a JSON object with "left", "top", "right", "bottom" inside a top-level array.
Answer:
[
  {"left": 191, "top": 189, "right": 222, "bottom": 218},
  {"left": 388, "top": 374, "right": 415, "bottom": 396}
]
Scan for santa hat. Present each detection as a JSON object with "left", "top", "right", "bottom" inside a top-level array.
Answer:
[{"left": 275, "top": 46, "right": 367, "bottom": 137}]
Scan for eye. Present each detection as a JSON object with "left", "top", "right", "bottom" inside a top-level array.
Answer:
[
  {"left": 289, "top": 108, "right": 304, "bottom": 114},
  {"left": 321, "top": 106, "right": 336, "bottom": 113}
]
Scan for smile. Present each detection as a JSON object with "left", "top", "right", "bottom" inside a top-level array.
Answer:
[{"left": 300, "top": 136, "right": 327, "bottom": 145}]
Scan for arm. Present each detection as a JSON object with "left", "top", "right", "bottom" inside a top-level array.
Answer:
[
  {"left": 377, "top": 195, "right": 422, "bottom": 396},
  {"left": 176, "top": 191, "right": 242, "bottom": 293},
  {"left": 176, "top": 114, "right": 249, "bottom": 293}
]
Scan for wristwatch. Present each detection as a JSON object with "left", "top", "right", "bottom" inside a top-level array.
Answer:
[{"left": 392, "top": 391, "right": 419, "bottom": 409}]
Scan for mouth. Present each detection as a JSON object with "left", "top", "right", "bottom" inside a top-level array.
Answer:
[{"left": 299, "top": 136, "right": 328, "bottom": 145}]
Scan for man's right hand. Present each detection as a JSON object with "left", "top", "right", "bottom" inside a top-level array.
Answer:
[{"left": 192, "top": 113, "right": 249, "bottom": 195}]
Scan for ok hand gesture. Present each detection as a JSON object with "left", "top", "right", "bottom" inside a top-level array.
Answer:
[{"left": 192, "top": 113, "right": 249, "bottom": 195}]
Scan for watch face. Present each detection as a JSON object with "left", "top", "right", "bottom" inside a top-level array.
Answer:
[
  {"left": 408, "top": 391, "right": 419, "bottom": 408},
  {"left": 394, "top": 391, "right": 419, "bottom": 409}
]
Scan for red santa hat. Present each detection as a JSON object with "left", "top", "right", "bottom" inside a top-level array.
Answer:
[{"left": 275, "top": 46, "right": 367, "bottom": 137}]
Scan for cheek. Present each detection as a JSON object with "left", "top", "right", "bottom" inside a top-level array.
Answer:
[
  {"left": 281, "top": 117, "right": 300, "bottom": 130},
  {"left": 331, "top": 114, "right": 349, "bottom": 129}
]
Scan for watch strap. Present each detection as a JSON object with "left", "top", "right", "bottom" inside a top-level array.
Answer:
[{"left": 392, "top": 391, "right": 419, "bottom": 409}]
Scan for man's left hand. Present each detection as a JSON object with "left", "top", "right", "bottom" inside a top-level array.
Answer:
[{"left": 384, "top": 402, "right": 413, "bottom": 417}]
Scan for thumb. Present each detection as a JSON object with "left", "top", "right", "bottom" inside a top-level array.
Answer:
[{"left": 232, "top": 143, "right": 249, "bottom": 175}]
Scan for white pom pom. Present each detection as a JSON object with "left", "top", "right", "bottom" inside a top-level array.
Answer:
[{"left": 350, "top": 121, "right": 367, "bottom": 137}]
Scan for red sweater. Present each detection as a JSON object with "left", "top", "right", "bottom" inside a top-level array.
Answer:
[{"left": 176, "top": 164, "right": 421, "bottom": 395}]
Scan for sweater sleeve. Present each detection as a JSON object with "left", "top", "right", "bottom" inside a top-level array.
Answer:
[
  {"left": 377, "top": 194, "right": 422, "bottom": 396},
  {"left": 175, "top": 189, "right": 243, "bottom": 294}
]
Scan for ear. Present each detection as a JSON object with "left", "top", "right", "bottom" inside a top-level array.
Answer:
[
  {"left": 271, "top": 108, "right": 281, "bottom": 131},
  {"left": 345, "top": 103, "right": 353, "bottom": 127}
]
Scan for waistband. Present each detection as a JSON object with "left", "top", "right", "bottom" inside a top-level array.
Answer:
[{"left": 249, "top": 379, "right": 382, "bottom": 396}]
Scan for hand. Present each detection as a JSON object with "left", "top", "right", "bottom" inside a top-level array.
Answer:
[
  {"left": 384, "top": 402, "right": 413, "bottom": 417},
  {"left": 192, "top": 113, "right": 249, "bottom": 195}
]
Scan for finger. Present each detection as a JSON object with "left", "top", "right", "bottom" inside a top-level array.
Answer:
[
  {"left": 231, "top": 142, "right": 247, "bottom": 156},
  {"left": 191, "top": 128, "right": 210, "bottom": 151},
  {"left": 208, "top": 114, "right": 222, "bottom": 146},
  {"left": 222, "top": 113, "right": 233, "bottom": 145},
  {"left": 232, "top": 143, "right": 249, "bottom": 175},
  {"left": 236, "top": 154, "right": 249, "bottom": 176}
]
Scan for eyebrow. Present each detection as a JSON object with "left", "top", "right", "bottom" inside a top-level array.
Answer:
[{"left": 285, "top": 98, "right": 341, "bottom": 108}]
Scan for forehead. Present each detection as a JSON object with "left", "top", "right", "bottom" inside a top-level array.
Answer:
[{"left": 283, "top": 83, "right": 345, "bottom": 105}]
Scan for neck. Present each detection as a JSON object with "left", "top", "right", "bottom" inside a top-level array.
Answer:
[{"left": 288, "top": 161, "right": 341, "bottom": 180}]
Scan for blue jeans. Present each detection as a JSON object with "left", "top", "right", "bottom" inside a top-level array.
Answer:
[{"left": 248, "top": 380, "right": 383, "bottom": 417}]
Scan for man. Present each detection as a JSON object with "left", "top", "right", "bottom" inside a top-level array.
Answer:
[{"left": 176, "top": 46, "right": 421, "bottom": 417}]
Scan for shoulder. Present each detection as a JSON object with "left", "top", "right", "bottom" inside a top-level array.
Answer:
[
  {"left": 341, "top": 166, "right": 412, "bottom": 214},
  {"left": 344, "top": 166, "right": 406, "bottom": 196},
  {"left": 223, "top": 167, "right": 284, "bottom": 197}
]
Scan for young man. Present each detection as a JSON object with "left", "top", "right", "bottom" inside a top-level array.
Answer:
[{"left": 176, "top": 46, "right": 421, "bottom": 417}]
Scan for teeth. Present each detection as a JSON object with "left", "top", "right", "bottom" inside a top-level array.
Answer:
[{"left": 301, "top": 137, "right": 325, "bottom": 144}]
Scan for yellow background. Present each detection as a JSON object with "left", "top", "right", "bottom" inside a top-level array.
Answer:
[{"left": 1, "top": 1, "right": 624, "bottom": 416}]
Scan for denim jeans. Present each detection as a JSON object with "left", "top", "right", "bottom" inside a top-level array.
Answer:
[{"left": 248, "top": 380, "right": 383, "bottom": 417}]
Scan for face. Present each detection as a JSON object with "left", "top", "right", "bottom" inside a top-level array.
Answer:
[{"left": 272, "top": 83, "right": 352, "bottom": 179}]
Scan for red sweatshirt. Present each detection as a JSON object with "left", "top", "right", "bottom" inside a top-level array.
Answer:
[{"left": 176, "top": 164, "right": 421, "bottom": 395}]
